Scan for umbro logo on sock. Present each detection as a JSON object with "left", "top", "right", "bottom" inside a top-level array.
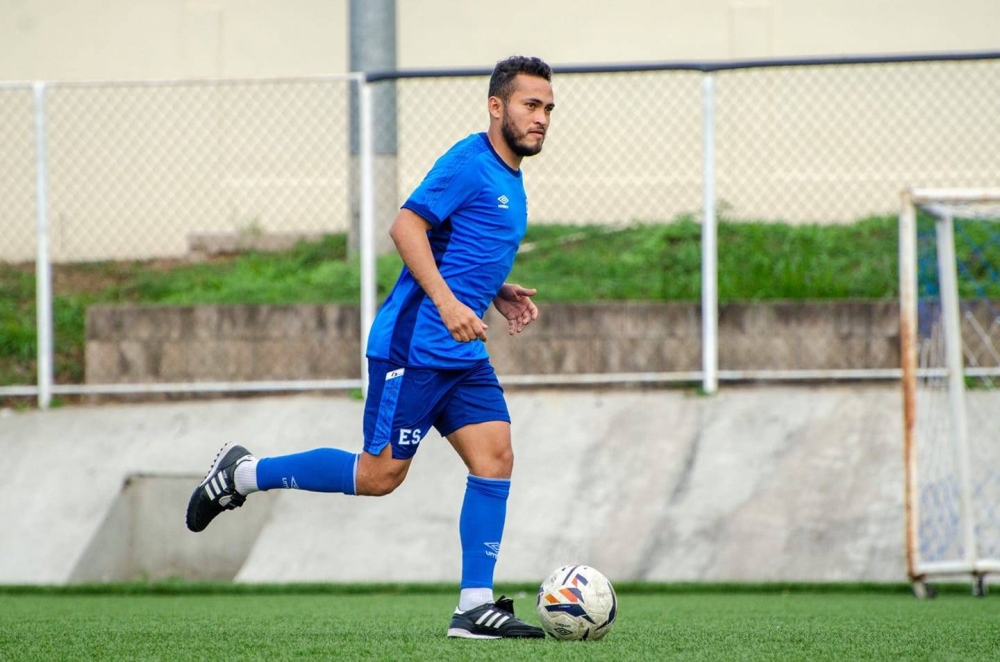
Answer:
[{"left": 484, "top": 542, "right": 500, "bottom": 559}]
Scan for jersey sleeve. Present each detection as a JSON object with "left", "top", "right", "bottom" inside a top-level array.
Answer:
[{"left": 401, "top": 149, "right": 482, "bottom": 229}]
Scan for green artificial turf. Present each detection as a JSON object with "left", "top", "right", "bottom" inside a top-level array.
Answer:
[{"left": 1, "top": 586, "right": 998, "bottom": 661}]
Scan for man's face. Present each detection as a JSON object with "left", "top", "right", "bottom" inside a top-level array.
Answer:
[{"left": 498, "top": 74, "right": 555, "bottom": 158}]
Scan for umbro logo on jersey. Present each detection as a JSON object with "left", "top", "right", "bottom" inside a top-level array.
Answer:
[{"left": 497, "top": 195, "right": 509, "bottom": 209}]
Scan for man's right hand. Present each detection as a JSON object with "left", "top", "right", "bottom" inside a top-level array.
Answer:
[{"left": 436, "top": 297, "right": 488, "bottom": 343}]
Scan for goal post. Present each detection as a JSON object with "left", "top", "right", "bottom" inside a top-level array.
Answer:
[{"left": 900, "top": 188, "right": 1000, "bottom": 597}]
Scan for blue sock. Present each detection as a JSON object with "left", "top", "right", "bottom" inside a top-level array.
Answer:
[
  {"left": 459, "top": 474, "right": 510, "bottom": 589},
  {"left": 256, "top": 448, "right": 358, "bottom": 495}
]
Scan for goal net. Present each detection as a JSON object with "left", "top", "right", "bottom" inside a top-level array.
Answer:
[{"left": 899, "top": 189, "right": 1000, "bottom": 595}]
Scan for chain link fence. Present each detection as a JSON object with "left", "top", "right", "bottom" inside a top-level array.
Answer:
[
  {"left": 0, "top": 84, "right": 39, "bottom": 392},
  {"left": 390, "top": 70, "right": 705, "bottom": 226},
  {"left": 46, "top": 78, "right": 354, "bottom": 263},
  {"left": 2, "top": 76, "right": 362, "bottom": 396},
  {"left": 715, "top": 59, "right": 1000, "bottom": 223},
  {"left": 2, "top": 54, "right": 999, "bottom": 402},
  {"left": 0, "top": 85, "right": 36, "bottom": 264}
]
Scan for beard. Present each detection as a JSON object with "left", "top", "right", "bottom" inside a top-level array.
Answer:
[{"left": 501, "top": 110, "right": 544, "bottom": 157}]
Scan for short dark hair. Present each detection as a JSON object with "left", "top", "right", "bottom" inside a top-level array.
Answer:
[{"left": 488, "top": 56, "right": 552, "bottom": 102}]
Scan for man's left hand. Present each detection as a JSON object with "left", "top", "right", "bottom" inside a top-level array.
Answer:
[{"left": 493, "top": 283, "right": 539, "bottom": 335}]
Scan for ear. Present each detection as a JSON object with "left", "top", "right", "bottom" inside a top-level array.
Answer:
[{"left": 488, "top": 95, "right": 503, "bottom": 120}]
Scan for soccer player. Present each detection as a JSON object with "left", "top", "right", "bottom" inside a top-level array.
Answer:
[{"left": 186, "top": 55, "right": 555, "bottom": 640}]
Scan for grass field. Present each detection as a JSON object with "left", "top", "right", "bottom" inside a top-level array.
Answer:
[{"left": 2, "top": 584, "right": 998, "bottom": 661}]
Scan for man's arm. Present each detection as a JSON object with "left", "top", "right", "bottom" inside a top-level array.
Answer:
[{"left": 388, "top": 208, "right": 489, "bottom": 343}]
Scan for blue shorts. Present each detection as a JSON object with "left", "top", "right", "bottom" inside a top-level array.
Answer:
[{"left": 362, "top": 358, "right": 510, "bottom": 460}]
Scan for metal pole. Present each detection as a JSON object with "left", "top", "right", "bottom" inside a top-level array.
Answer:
[
  {"left": 935, "top": 213, "right": 978, "bottom": 573},
  {"left": 898, "top": 190, "right": 920, "bottom": 580},
  {"left": 349, "top": 0, "right": 397, "bottom": 256},
  {"left": 701, "top": 74, "right": 718, "bottom": 394},
  {"left": 359, "top": 77, "right": 376, "bottom": 395},
  {"left": 32, "top": 82, "right": 53, "bottom": 410}
]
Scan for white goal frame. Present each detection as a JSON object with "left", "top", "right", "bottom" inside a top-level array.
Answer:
[{"left": 899, "top": 187, "right": 1000, "bottom": 597}]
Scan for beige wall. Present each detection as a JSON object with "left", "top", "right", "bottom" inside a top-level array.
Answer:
[
  {"left": 400, "top": 0, "right": 1000, "bottom": 66},
  {"left": 2, "top": 0, "right": 998, "bottom": 82},
  {"left": 0, "top": 0, "right": 348, "bottom": 81}
]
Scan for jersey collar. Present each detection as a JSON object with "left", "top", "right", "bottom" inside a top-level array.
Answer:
[{"left": 479, "top": 133, "right": 523, "bottom": 178}]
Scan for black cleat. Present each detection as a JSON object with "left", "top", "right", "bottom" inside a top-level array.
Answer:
[
  {"left": 185, "top": 441, "right": 254, "bottom": 533},
  {"left": 447, "top": 595, "right": 545, "bottom": 639}
]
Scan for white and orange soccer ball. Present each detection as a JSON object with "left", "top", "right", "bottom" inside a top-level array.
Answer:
[{"left": 536, "top": 564, "right": 618, "bottom": 641}]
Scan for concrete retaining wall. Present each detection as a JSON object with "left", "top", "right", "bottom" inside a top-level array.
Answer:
[
  {"left": 0, "top": 385, "right": 912, "bottom": 586},
  {"left": 85, "top": 301, "right": 902, "bottom": 382},
  {"left": 69, "top": 475, "right": 278, "bottom": 583}
]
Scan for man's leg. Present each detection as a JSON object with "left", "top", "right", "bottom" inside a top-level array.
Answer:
[
  {"left": 445, "top": 421, "right": 543, "bottom": 639},
  {"left": 241, "top": 447, "right": 360, "bottom": 495},
  {"left": 186, "top": 441, "right": 413, "bottom": 533},
  {"left": 186, "top": 359, "right": 422, "bottom": 533},
  {"left": 448, "top": 420, "right": 513, "bottom": 609},
  {"left": 236, "top": 444, "right": 411, "bottom": 497}
]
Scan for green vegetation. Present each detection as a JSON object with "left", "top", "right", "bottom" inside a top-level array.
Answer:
[
  {"left": 1, "top": 585, "right": 997, "bottom": 660},
  {"left": 0, "top": 215, "right": 942, "bottom": 387},
  {"left": 513, "top": 215, "right": 900, "bottom": 301}
]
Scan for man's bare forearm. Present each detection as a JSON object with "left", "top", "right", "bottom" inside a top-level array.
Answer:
[{"left": 389, "top": 209, "right": 455, "bottom": 307}]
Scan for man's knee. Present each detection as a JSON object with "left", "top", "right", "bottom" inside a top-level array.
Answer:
[
  {"left": 470, "top": 443, "right": 514, "bottom": 479},
  {"left": 356, "top": 449, "right": 410, "bottom": 496},
  {"left": 363, "top": 469, "right": 406, "bottom": 496},
  {"left": 448, "top": 421, "right": 515, "bottom": 479},
  {"left": 492, "top": 445, "right": 514, "bottom": 476}
]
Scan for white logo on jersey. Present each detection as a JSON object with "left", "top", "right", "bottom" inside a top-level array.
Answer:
[{"left": 497, "top": 195, "right": 509, "bottom": 209}]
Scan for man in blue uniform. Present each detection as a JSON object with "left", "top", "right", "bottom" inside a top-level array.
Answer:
[{"left": 186, "top": 55, "right": 555, "bottom": 639}]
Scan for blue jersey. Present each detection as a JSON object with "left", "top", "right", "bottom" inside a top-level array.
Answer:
[{"left": 366, "top": 133, "right": 528, "bottom": 368}]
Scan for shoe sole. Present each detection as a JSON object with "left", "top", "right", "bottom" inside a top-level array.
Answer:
[
  {"left": 446, "top": 628, "right": 500, "bottom": 639},
  {"left": 446, "top": 627, "right": 543, "bottom": 639}
]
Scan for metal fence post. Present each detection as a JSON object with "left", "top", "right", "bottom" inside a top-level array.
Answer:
[
  {"left": 32, "top": 82, "right": 53, "bottom": 410},
  {"left": 358, "top": 75, "right": 376, "bottom": 395},
  {"left": 701, "top": 73, "right": 718, "bottom": 394}
]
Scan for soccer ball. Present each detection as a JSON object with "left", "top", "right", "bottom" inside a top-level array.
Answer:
[{"left": 536, "top": 564, "right": 618, "bottom": 641}]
